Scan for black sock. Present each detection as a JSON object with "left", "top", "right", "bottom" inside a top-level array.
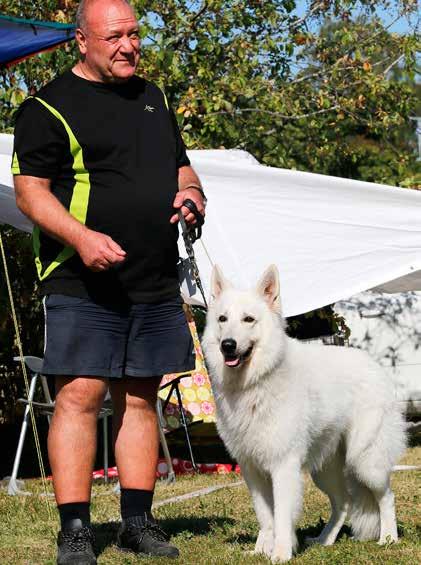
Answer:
[
  {"left": 58, "top": 502, "right": 91, "bottom": 530},
  {"left": 120, "top": 488, "right": 154, "bottom": 520}
]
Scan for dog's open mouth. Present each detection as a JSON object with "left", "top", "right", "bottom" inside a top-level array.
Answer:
[{"left": 223, "top": 345, "right": 253, "bottom": 368}]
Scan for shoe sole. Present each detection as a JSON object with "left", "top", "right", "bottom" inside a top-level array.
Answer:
[{"left": 116, "top": 544, "right": 179, "bottom": 559}]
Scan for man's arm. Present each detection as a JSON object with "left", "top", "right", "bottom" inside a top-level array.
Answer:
[
  {"left": 170, "top": 165, "right": 206, "bottom": 225},
  {"left": 14, "top": 175, "right": 126, "bottom": 271}
]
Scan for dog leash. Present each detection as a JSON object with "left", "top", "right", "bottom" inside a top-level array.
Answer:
[{"left": 177, "top": 199, "right": 208, "bottom": 309}]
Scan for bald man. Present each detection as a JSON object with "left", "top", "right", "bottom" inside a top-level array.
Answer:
[{"left": 13, "top": 0, "right": 206, "bottom": 563}]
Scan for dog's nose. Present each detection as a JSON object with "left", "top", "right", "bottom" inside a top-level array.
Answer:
[{"left": 221, "top": 339, "right": 237, "bottom": 354}]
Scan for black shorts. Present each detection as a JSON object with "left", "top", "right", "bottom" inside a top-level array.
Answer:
[{"left": 42, "top": 294, "right": 195, "bottom": 378}]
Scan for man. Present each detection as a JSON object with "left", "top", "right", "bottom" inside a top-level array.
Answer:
[{"left": 12, "top": 0, "right": 206, "bottom": 563}]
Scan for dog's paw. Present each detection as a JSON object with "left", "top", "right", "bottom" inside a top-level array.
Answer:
[
  {"left": 254, "top": 530, "right": 274, "bottom": 557},
  {"left": 271, "top": 545, "right": 292, "bottom": 563},
  {"left": 245, "top": 548, "right": 272, "bottom": 559},
  {"left": 378, "top": 534, "right": 399, "bottom": 546},
  {"left": 244, "top": 549, "right": 271, "bottom": 557}
]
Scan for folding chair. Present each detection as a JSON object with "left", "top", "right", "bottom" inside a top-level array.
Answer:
[
  {"left": 6, "top": 356, "right": 200, "bottom": 492},
  {"left": 5, "top": 356, "right": 112, "bottom": 495},
  {"left": 159, "top": 374, "right": 203, "bottom": 472}
]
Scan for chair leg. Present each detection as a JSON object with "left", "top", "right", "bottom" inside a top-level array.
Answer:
[
  {"left": 156, "top": 400, "right": 176, "bottom": 483},
  {"left": 6, "top": 373, "right": 38, "bottom": 495},
  {"left": 103, "top": 416, "right": 109, "bottom": 484},
  {"left": 174, "top": 384, "right": 198, "bottom": 471}
]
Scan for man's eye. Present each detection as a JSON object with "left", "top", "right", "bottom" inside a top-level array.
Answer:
[
  {"left": 107, "top": 36, "right": 120, "bottom": 44},
  {"left": 243, "top": 316, "right": 255, "bottom": 323},
  {"left": 130, "top": 32, "right": 140, "bottom": 40},
  {"left": 218, "top": 315, "right": 227, "bottom": 322}
]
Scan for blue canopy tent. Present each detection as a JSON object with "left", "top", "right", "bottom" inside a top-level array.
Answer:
[{"left": 0, "top": 14, "right": 75, "bottom": 67}]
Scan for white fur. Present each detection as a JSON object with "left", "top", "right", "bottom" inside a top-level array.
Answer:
[{"left": 202, "top": 265, "right": 406, "bottom": 563}]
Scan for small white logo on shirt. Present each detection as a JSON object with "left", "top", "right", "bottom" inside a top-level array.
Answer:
[{"left": 144, "top": 105, "right": 155, "bottom": 112}]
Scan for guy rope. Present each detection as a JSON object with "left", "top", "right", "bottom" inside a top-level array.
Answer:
[{"left": 0, "top": 232, "right": 52, "bottom": 514}]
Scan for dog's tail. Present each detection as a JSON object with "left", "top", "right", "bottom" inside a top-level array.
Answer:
[{"left": 347, "top": 477, "right": 380, "bottom": 541}]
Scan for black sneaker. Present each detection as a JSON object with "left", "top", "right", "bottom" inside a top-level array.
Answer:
[
  {"left": 57, "top": 525, "right": 97, "bottom": 564},
  {"left": 117, "top": 512, "right": 179, "bottom": 559}
]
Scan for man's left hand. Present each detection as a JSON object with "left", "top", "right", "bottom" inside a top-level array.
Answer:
[{"left": 170, "top": 188, "right": 206, "bottom": 225}]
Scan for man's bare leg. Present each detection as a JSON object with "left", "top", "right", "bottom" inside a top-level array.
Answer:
[
  {"left": 110, "top": 376, "right": 160, "bottom": 489},
  {"left": 111, "top": 377, "right": 179, "bottom": 558},
  {"left": 48, "top": 376, "right": 108, "bottom": 504}
]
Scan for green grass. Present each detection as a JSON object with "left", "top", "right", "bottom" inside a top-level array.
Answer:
[{"left": 0, "top": 447, "right": 420, "bottom": 564}]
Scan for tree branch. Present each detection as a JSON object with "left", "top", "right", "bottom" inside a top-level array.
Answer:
[
  {"left": 206, "top": 105, "right": 340, "bottom": 121},
  {"left": 286, "top": 2, "right": 325, "bottom": 32},
  {"left": 383, "top": 53, "right": 405, "bottom": 75}
]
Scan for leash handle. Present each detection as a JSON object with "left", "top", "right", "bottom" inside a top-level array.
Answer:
[
  {"left": 177, "top": 198, "right": 204, "bottom": 242},
  {"left": 177, "top": 200, "right": 208, "bottom": 309}
]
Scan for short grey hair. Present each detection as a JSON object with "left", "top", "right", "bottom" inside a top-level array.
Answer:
[{"left": 76, "top": 0, "right": 133, "bottom": 31}]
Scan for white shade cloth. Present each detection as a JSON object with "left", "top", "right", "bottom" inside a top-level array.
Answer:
[{"left": 1, "top": 133, "right": 421, "bottom": 317}]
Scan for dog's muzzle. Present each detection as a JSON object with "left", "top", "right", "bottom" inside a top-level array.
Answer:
[{"left": 220, "top": 338, "right": 253, "bottom": 368}]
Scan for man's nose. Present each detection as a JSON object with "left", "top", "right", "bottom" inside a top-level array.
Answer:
[{"left": 119, "top": 35, "right": 136, "bottom": 52}]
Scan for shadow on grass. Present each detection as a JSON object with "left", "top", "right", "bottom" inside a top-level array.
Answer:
[
  {"left": 296, "top": 518, "right": 353, "bottom": 550},
  {"left": 226, "top": 518, "right": 354, "bottom": 555},
  {"left": 93, "top": 516, "right": 235, "bottom": 555}
]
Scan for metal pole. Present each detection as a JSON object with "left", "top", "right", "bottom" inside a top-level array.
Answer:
[
  {"left": 103, "top": 416, "right": 109, "bottom": 484},
  {"left": 174, "top": 384, "right": 198, "bottom": 471},
  {"left": 7, "top": 373, "right": 38, "bottom": 495}
]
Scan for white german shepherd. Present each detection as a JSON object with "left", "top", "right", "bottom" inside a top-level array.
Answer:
[{"left": 202, "top": 265, "right": 406, "bottom": 563}]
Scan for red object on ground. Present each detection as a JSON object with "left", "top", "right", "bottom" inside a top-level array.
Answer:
[{"left": 90, "top": 459, "right": 241, "bottom": 480}]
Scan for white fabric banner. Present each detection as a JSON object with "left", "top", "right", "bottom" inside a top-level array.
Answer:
[{"left": 1, "top": 133, "right": 421, "bottom": 316}]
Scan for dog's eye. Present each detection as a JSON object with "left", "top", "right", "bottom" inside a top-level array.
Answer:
[
  {"left": 218, "top": 315, "right": 227, "bottom": 323},
  {"left": 243, "top": 316, "right": 255, "bottom": 323}
]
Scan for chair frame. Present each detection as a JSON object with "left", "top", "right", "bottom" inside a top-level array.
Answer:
[{"left": 5, "top": 356, "right": 112, "bottom": 495}]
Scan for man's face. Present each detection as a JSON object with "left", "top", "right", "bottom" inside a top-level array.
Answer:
[{"left": 77, "top": 0, "right": 140, "bottom": 83}]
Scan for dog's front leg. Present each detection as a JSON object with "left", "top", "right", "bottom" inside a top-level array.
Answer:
[
  {"left": 271, "top": 456, "right": 302, "bottom": 563},
  {"left": 241, "top": 462, "right": 274, "bottom": 557}
]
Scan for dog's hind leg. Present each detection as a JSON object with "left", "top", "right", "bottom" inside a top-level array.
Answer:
[
  {"left": 374, "top": 486, "right": 398, "bottom": 544},
  {"left": 350, "top": 451, "right": 398, "bottom": 543},
  {"left": 241, "top": 463, "right": 274, "bottom": 557},
  {"left": 346, "top": 406, "right": 404, "bottom": 543},
  {"left": 307, "top": 451, "right": 349, "bottom": 546}
]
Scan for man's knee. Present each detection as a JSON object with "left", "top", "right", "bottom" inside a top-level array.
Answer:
[
  {"left": 55, "top": 377, "right": 107, "bottom": 416},
  {"left": 112, "top": 377, "right": 160, "bottom": 410},
  {"left": 125, "top": 391, "right": 158, "bottom": 413}
]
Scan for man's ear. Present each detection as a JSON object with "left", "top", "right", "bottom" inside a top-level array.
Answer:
[
  {"left": 211, "top": 265, "right": 232, "bottom": 300},
  {"left": 75, "top": 28, "right": 88, "bottom": 55},
  {"left": 256, "top": 264, "right": 280, "bottom": 310}
]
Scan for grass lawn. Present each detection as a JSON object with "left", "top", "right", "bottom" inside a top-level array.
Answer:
[{"left": 0, "top": 447, "right": 420, "bottom": 564}]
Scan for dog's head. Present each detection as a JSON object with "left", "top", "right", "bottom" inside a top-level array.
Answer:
[{"left": 203, "top": 264, "right": 285, "bottom": 376}]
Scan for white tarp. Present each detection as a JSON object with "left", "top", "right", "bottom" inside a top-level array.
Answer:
[{"left": 1, "top": 132, "right": 421, "bottom": 317}]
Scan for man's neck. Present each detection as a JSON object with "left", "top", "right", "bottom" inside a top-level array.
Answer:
[
  {"left": 72, "top": 62, "right": 102, "bottom": 82},
  {"left": 72, "top": 62, "right": 129, "bottom": 85}
]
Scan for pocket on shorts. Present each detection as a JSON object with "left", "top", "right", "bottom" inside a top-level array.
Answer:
[{"left": 45, "top": 294, "right": 90, "bottom": 309}]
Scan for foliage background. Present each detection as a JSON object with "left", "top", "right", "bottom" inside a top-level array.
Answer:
[{"left": 0, "top": 0, "right": 420, "bottom": 425}]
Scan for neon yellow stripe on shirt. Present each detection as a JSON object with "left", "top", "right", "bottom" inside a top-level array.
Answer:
[
  {"left": 11, "top": 151, "right": 20, "bottom": 174},
  {"left": 31, "top": 96, "right": 91, "bottom": 281}
]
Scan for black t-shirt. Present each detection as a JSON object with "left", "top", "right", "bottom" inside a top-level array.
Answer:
[{"left": 12, "top": 70, "right": 190, "bottom": 303}]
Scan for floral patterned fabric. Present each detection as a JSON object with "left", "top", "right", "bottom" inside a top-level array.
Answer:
[{"left": 159, "top": 307, "right": 216, "bottom": 430}]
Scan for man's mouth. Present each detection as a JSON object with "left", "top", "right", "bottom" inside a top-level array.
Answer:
[{"left": 223, "top": 345, "right": 254, "bottom": 368}]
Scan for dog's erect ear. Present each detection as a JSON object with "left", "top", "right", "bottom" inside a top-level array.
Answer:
[
  {"left": 256, "top": 265, "right": 280, "bottom": 310},
  {"left": 211, "top": 265, "right": 232, "bottom": 299}
]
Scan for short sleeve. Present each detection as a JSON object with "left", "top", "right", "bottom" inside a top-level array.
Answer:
[
  {"left": 169, "top": 107, "right": 191, "bottom": 169},
  {"left": 12, "top": 98, "right": 67, "bottom": 178}
]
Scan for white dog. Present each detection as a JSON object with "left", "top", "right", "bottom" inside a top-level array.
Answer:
[{"left": 202, "top": 265, "right": 406, "bottom": 563}]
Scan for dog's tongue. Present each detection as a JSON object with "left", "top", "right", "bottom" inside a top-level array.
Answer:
[{"left": 225, "top": 357, "right": 240, "bottom": 367}]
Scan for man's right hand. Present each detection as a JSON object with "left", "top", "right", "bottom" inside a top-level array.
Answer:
[{"left": 76, "top": 229, "right": 126, "bottom": 272}]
